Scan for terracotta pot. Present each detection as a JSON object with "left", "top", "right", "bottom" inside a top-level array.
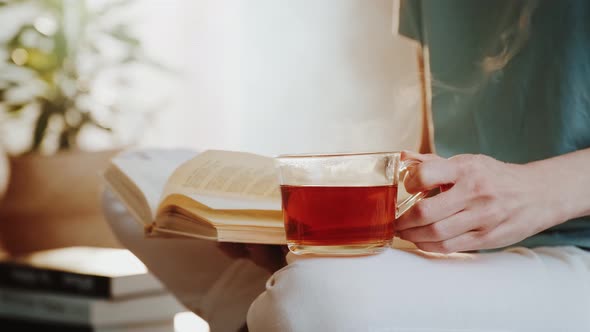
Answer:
[{"left": 0, "top": 150, "right": 122, "bottom": 256}]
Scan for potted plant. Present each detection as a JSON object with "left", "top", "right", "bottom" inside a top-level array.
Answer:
[{"left": 0, "top": 0, "right": 161, "bottom": 255}]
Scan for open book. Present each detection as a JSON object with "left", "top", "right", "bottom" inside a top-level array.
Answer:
[{"left": 103, "top": 150, "right": 286, "bottom": 244}]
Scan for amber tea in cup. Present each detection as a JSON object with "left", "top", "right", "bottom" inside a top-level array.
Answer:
[{"left": 275, "top": 152, "right": 425, "bottom": 255}]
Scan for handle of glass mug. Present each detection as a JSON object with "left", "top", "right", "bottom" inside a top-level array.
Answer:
[{"left": 396, "top": 158, "right": 427, "bottom": 219}]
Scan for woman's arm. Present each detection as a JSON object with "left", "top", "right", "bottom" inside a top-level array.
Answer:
[
  {"left": 527, "top": 148, "right": 590, "bottom": 221},
  {"left": 397, "top": 148, "right": 590, "bottom": 253}
]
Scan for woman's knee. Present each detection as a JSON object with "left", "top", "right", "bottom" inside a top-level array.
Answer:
[
  {"left": 247, "top": 263, "right": 334, "bottom": 332},
  {"left": 247, "top": 249, "right": 420, "bottom": 332}
]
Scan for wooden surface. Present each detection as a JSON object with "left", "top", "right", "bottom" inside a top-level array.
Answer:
[{"left": 0, "top": 150, "right": 122, "bottom": 256}]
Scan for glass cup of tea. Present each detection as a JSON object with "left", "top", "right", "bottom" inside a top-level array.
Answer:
[{"left": 275, "top": 152, "right": 426, "bottom": 255}]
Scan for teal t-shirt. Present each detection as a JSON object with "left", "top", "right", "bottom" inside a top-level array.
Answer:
[{"left": 399, "top": 0, "right": 590, "bottom": 248}]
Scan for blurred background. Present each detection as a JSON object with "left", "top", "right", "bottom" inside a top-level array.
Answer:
[
  {"left": 0, "top": 0, "right": 420, "bottom": 331},
  {"left": 0, "top": 0, "right": 421, "bottom": 157}
]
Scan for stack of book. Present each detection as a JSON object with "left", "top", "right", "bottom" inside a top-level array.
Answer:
[{"left": 0, "top": 246, "right": 208, "bottom": 332}]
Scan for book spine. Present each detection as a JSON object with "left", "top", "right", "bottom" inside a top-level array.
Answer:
[
  {"left": 0, "top": 264, "right": 111, "bottom": 298},
  {"left": 0, "top": 318, "right": 94, "bottom": 332},
  {"left": 0, "top": 288, "right": 93, "bottom": 325}
]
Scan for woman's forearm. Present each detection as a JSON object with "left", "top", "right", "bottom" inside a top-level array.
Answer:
[{"left": 525, "top": 148, "right": 590, "bottom": 224}]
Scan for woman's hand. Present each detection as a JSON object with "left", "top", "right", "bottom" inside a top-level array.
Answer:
[
  {"left": 397, "top": 151, "right": 567, "bottom": 253},
  {"left": 218, "top": 243, "right": 288, "bottom": 273}
]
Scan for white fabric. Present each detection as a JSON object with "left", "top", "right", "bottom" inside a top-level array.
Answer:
[
  {"left": 248, "top": 246, "right": 590, "bottom": 332},
  {"left": 103, "top": 188, "right": 590, "bottom": 331},
  {"left": 101, "top": 190, "right": 269, "bottom": 332}
]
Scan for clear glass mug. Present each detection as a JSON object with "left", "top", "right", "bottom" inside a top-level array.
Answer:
[{"left": 275, "top": 152, "right": 426, "bottom": 255}]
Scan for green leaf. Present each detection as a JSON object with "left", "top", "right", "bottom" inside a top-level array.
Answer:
[
  {"left": 5, "top": 103, "right": 27, "bottom": 114},
  {"left": 85, "top": 113, "right": 112, "bottom": 132},
  {"left": 106, "top": 25, "right": 140, "bottom": 47},
  {"left": 58, "top": 127, "right": 70, "bottom": 150},
  {"left": 91, "top": 121, "right": 112, "bottom": 132},
  {"left": 6, "top": 24, "right": 36, "bottom": 49},
  {"left": 122, "top": 52, "right": 177, "bottom": 75},
  {"left": 92, "top": 0, "right": 133, "bottom": 19},
  {"left": 31, "top": 103, "right": 52, "bottom": 152}
]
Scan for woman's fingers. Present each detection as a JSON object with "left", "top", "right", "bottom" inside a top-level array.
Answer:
[
  {"left": 413, "top": 231, "right": 484, "bottom": 254},
  {"left": 398, "top": 210, "right": 474, "bottom": 242},
  {"left": 244, "top": 244, "right": 288, "bottom": 273},
  {"left": 217, "top": 242, "right": 249, "bottom": 259},
  {"left": 396, "top": 186, "right": 465, "bottom": 231},
  {"left": 413, "top": 223, "right": 514, "bottom": 254},
  {"left": 218, "top": 243, "right": 287, "bottom": 273},
  {"left": 403, "top": 158, "right": 458, "bottom": 194},
  {"left": 400, "top": 151, "right": 443, "bottom": 162}
]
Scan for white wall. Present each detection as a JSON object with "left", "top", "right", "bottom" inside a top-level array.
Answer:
[{"left": 135, "top": 0, "right": 421, "bottom": 156}]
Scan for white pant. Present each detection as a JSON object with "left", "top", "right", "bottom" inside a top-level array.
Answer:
[
  {"left": 248, "top": 247, "right": 590, "bottom": 332},
  {"left": 103, "top": 190, "right": 590, "bottom": 332}
]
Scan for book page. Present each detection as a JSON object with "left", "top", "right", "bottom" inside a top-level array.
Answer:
[
  {"left": 104, "top": 149, "right": 197, "bottom": 222},
  {"left": 162, "top": 150, "right": 281, "bottom": 211}
]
